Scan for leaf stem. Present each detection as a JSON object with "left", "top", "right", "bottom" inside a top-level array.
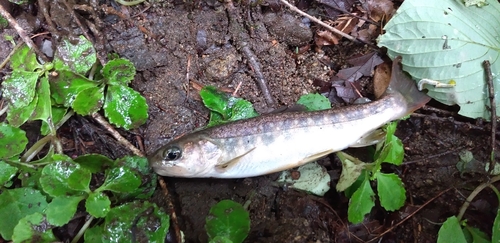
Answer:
[
  {"left": 71, "top": 216, "right": 94, "bottom": 243},
  {"left": 21, "top": 135, "right": 53, "bottom": 162}
]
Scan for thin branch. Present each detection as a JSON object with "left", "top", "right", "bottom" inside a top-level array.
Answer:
[
  {"left": 224, "top": 0, "right": 275, "bottom": 107},
  {"left": 457, "top": 175, "right": 500, "bottom": 221},
  {"left": 484, "top": 60, "right": 497, "bottom": 174},
  {"left": 158, "top": 178, "right": 182, "bottom": 243},
  {"left": 279, "top": 0, "right": 358, "bottom": 43},
  {"left": 0, "top": 4, "right": 49, "bottom": 62},
  {"left": 91, "top": 113, "right": 144, "bottom": 156}
]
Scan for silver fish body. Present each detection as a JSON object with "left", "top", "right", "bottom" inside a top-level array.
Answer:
[{"left": 148, "top": 57, "right": 430, "bottom": 178}]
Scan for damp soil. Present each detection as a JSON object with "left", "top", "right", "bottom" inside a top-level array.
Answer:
[{"left": 2, "top": 0, "right": 498, "bottom": 242}]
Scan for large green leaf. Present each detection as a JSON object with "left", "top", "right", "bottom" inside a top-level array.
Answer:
[{"left": 378, "top": 0, "right": 500, "bottom": 120}]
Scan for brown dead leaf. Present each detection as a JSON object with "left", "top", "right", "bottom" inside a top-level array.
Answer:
[
  {"left": 316, "top": 30, "right": 339, "bottom": 45},
  {"left": 366, "top": 0, "right": 395, "bottom": 22},
  {"left": 356, "top": 24, "right": 378, "bottom": 43},
  {"left": 373, "top": 62, "right": 391, "bottom": 98}
]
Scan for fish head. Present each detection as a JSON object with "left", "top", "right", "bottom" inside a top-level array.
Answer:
[{"left": 148, "top": 134, "right": 222, "bottom": 177}]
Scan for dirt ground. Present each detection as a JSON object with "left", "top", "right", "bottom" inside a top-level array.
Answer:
[{"left": 1, "top": 0, "right": 498, "bottom": 242}]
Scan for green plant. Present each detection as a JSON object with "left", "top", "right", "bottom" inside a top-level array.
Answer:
[
  {"left": 336, "top": 122, "right": 406, "bottom": 223},
  {"left": 0, "top": 36, "right": 165, "bottom": 242},
  {"left": 436, "top": 176, "right": 500, "bottom": 243},
  {"left": 205, "top": 200, "right": 251, "bottom": 243}
]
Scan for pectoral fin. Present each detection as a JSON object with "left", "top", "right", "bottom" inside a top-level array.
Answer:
[
  {"left": 350, "top": 129, "right": 386, "bottom": 148},
  {"left": 299, "top": 149, "right": 335, "bottom": 164},
  {"left": 215, "top": 147, "right": 256, "bottom": 172}
]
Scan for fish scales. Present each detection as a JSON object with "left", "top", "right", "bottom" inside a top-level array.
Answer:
[{"left": 148, "top": 57, "right": 431, "bottom": 178}]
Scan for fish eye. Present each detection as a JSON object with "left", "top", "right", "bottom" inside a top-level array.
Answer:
[{"left": 163, "top": 146, "right": 182, "bottom": 161}]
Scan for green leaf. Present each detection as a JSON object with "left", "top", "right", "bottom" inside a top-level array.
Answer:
[
  {"left": 84, "top": 226, "right": 103, "bottom": 243},
  {"left": 98, "top": 167, "right": 142, "bottom": 193},
  {"left": 376, "top": 122, "right": 404, "bottom": 165},
  {"left": 53, "top": 35, "right": 97, "bottom": 75},
  {"left": 46, "top": 195, "right": 85, "bottom": 226},
  {"left": 0, "top": 188, "right": 48, "bottom": 240},
  {"left": 375, "top": 172, "right": 406, "bottom": 211},
  {"left": 12, "top": 212, "right": 57, "bottom": 243},
  {"left": 437, "top": 216, "right": 467, "bottom": 243},
  {"left": 344, "top": 171, "right": 367, "bottom": 198},
  {"left": 336, "top": 152, "right": 367, "bottom": 192},
  {"left": 102, "top": 58, "right": 136, "bottom": 85},
  {"left": 0, "top": 123, "right": 28, "bottom": 158},
  {"left": 378, "top": 0, "right": 500, "bottom": 120},
  {"left": 205, "top": 200, "right": 250, "bottom": 243},
  {"left": 493, "top": 208, "right": 500, "bottom": 243},
  {"left": 200, "top": 86, "right": 231, "bottom": 119},
  {"left": 7, "top": 92, "right": 37, "bottom": 127},
  {"left": 31, "top": 76, "right": 52, "bottom": 123},
  {"left": 296, "top": 93, "right": 331, "bottom": 111},
  {"left": 10, "top": 45, "right": 42, "bottom": 72},
  {"left": 2, "top": 70, "right": 39, "bottom": 108},
  {"left": 113, "top": 156, "right": 157, "bottom": 200},
  {"left": 74, "top": 154, "right": 114, "bottom": 173},
  {"left": 200, "top": 86, "right": 258, "bottom": 127},
  {"left": 72, "top": 86, "right": 104, "bottom": 115},
  {"left": 39, "top": 155, "right": 88, "bottom": 197},
  {"left": 102, "top": 201, "right": 169, "bottom": 242},
  {"left": 226, "top": 99, "right": 259, "bottom": 122},
  {"left": 86, "top": 191, "right": 111, "bottom": 218},
  {"left": 0, "top": 161, "right": 18, "bottom": 186},
  {"left": 464, "top": 226, "right": 490, "bottom": 243},
  {"left": 49, "top": 70, "right": 99, "bottom": 106},
  {"left": 103, "top": 85, "right": 148, "bottom": 130},
  {"left": 347, "top": 177, "right": 375, "bottom": 223},
  {"left": 41, "top": 107, "right": 67, "bottom": 135},
  {"left": 210, "top": 236, "right": 234, "bottom": 243}
]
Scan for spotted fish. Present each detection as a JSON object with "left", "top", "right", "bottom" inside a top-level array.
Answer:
[{"left": 148, "top": 57, "right": 430, "bottom": 178}]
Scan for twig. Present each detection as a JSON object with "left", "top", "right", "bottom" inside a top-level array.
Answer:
[
  {"left": 456, "top": 175, "right": 500, "bottom": 221},
  {"left": 91, "top": 113, "right": 144, "bottom": 156},
  {"left": 0, "top": 41, "right": 24, "bottom": 69},
  {"left": 403, "top": 146, "right": 466, "bottom": 165},
  {"left": 410, "top": 113, "right": 495, "bottom": 134},
  {"left": 158, "top": 178, "right": 182, "bottom": 243},
  {"left": 278, "top": 0, "right": 358, "bottom": 43},
  {"left": 484, "top": 60, "right": 497, "bottom": 173},
  {"left": 224, "top": 0, "right": 275, "bottom": 107},
  {"left": 367, "top": 188, "right": 452, "bottom": 242},
  {"left": 0, "top": 4, "right": 49, "bottom": 63}
]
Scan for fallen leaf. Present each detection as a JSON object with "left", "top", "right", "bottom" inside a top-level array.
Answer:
[
  {"left": 373, "top": 62, "right": 391, "bottom": 98},
  {"left": 365, "top": 0, "right": 395, "bottom": 22}
]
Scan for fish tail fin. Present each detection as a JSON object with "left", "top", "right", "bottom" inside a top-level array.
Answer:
[{"left": 387, "top": 56, "right": 431, "bottom": 115}]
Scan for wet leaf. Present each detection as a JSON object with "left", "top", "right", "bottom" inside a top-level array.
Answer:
[
  {"left": 375, "top": 172, "right": 406, "bottom": 211},
  {"left": 12, "top": 212, "right": 57, "bottom": 243},
  {"left": 2, "top": 70, "right": 39, "bottom": 108},
  {"left": 347, "top": 176, "right": 375, "bottom": 223},
  {"left": 0, "top": 123, "right": 28, "bottom": 158},
  {"left": 101, "top": 201, "right": 169, "bottom": 242},
  {"left": 6, "top": 93, "right": 37, "bottom": 127},
  {"left": 227, "top": 98, "right": 258, "bottom": 122},
  {"left": 41, "top": 107, "right": 67, "bottom": 135},
  {"left": 98, "top": 167, "right": 141, "bottom": 193},
  {"left": 103, "top": 85, "right": 148, "bottom": 130},
  {"left": 102, "top": 58, "right": 136, "bottom": 86},
  {"left": 53, "top": 35, "right": 96, "bottom": 75},
  {"left": 10, "top": 45, "right": 42, "bottom": 72},
  {"left": 86, "top": 191, "right": 111, "bottom": 218},
  {"left": 73, "top": 86, "right": 105, "bottom": 115},
  {"left": 74, "top": 154, "right": 115, "bottom": 173},
  {"left": 297, "top": 93, "right": 331, "bottom": 111},
  {"left": 205, "top": 200, "right": 250, "bottom": 243},
  {"left": 84, "top": 226, "right": 103, "bottom": 243},
  {"left": 201, "top": 86, "right": 231, "bottom": 119},
  {"left": 39, "top": 155, "right": 89, "bottom": 197},
  {"left": 30, "top": 76, "right": 52, "bottom": 123},
  {"left": 0, "top": 161, "right": 18, "bottom": 186},
  {"left": 50, "top": 70, "right": 99, "bottom": 106},
  {"left": 113, "top": 156, "right": 157, "bottom": 200},
  {"left": 437, "top": 216, "right": 467, "bottom": 243},
  {"left": 0, "top": 188, "right": 48, "bottom": 240},
  {"left": 46, "top": 195, "right": 85, "bottom": 226}
]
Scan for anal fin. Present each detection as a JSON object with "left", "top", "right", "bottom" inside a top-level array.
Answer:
[{"left": 350, "top": 129, "right": 386, "bottom": 148}]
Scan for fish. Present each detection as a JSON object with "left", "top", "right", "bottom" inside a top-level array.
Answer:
[{"left": 148, "top": 56, "right": 430, "bottom": 178}]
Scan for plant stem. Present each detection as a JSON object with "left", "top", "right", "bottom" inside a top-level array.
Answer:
[
  {"left": 21, "top": 135, "right": 52, "bottom": 162},
  {"left": 457, "top": 175, "right": 500, "bottom": 221},
  {"left": 71, "top": 216, "right": 94, "bottom": 243}
]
